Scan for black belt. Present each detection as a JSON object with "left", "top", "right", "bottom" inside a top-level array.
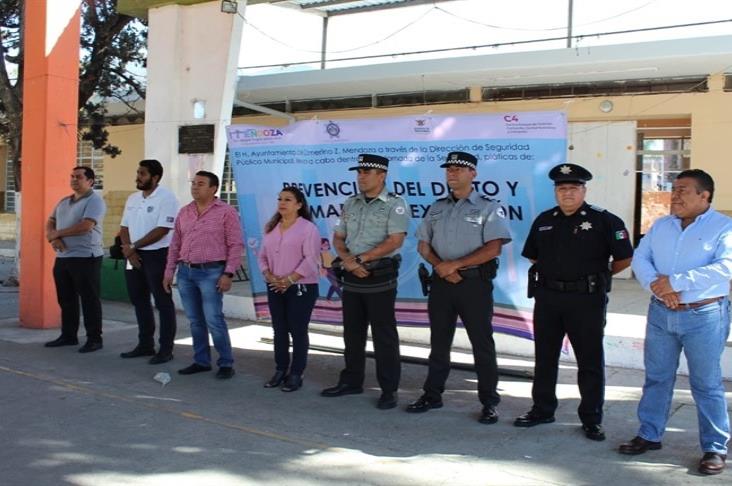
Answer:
[
  {"left": 180, "top": 260, "right": 226, "bottom": 269},
  {"left": 541, "top": 274, "right": 603, "bottom": 293},
  {"left": 457, "top": 267, "right": 481, "bottom": 278}
]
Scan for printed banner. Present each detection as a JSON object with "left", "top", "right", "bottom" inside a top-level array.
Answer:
[{"left": 227, "top": 112, "right": 566, "bottom": 339}]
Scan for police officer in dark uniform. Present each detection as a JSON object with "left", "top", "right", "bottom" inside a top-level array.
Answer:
[
  {"left": 514, "top": 163, "right": 633, "bottom": 441},
  {"left": 321, "top": 154, "right": 410, "bottom": 410},
  {"left": 406, "top": 151, "right": 512, "bottom": 424}
]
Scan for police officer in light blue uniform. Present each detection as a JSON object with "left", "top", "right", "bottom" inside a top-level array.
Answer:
[
  {"left": 406, "top": 151, "right": 511, "bottom": 424},
  {"left": 321, "top": 154, "right": 410, "bottom": 410}
]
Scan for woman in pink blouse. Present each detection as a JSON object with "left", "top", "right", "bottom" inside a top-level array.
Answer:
[{"left": 257, "top": 187, "right": 321, "bottom": 392}]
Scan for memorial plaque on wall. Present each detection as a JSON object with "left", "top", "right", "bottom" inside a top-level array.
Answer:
[{"left": 178, "top": 124, "right": 215, "bottom": 154}]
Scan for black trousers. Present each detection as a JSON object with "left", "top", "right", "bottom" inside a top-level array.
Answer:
[
  {"left": 53, "top": 256, "right": 103, "bottom": 343},
  {"left": 339, "top": 273, "right": 400, "bottom": 392},
  {"left": 267, "top": 283, "right": 319, "bottom": 375},
  {"left": 531, "top": 288, "right": 607, "bottom": 425},
  {"left": 124, "top": 248, "right": 177, "bottom": 354},
  {"left": 424, "top": 275, "right": 500, "bottom": 406}
]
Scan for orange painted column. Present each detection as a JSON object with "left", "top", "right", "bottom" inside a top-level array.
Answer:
[{"left": 20, "top": 1, "right": 81, "bottom": 328}]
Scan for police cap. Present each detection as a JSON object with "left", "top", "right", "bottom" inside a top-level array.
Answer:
[
  {"left": 349, "top": 154, "right": 389, "bottom": 171},
  {"left": 440, "top": 151, "right": 477, "bottom": 170},
  {"left": 549, "top": 163, "right": 593, "bottom": 184}
]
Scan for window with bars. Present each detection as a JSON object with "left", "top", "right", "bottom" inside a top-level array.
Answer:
[
  {"left": 220, "top": 153, "right": 238, "bottom": 211},
  {"left": 4, "top": 156, "right": 15, "bottom": 213},
  {"left": 2, "top": 141, "right": 104, "bottom": 213},
  {"left": 77, "top": 141, "right": 104, "bottom": 190}
]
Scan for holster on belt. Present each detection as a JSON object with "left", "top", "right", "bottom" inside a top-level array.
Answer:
[
  {"left": 479, "top": 258, "right": 499, "bottom": 281},
  {"left": 527, "top": 264, "right": 539, "bottom": 298},
  {"left": 418, "top": 263, "right": 431, "bottom": 296},
  {"left": 331, "top": 257, "right": 346, "bottom": 280}
]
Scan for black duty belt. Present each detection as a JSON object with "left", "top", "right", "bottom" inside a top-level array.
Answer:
[
  {"left": 541, "top": 274, "right": 603, "bottom": 294},
  {"left": 181, "top": 260, "right": 226, "bottom": 269},
  {"left": 457, "top": 267, "right": 482, "bottom": 278}
]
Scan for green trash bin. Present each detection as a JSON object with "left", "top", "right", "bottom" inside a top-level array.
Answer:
[{"left": 101, "top": 257, "right": 129, "bottom": 302}]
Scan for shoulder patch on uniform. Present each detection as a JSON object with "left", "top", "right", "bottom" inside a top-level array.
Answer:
[
  {"left": 590, "top": 204, "right": 607, "bottom": 213},
  {"left": 615, "top": 229, "right": 629, "bottom": 240},
  {"left": 495, "top": 206, "right": 506, "bottom": 218},
  {"left": 394, "top": 205, "right": 405, "bottom": 215}
]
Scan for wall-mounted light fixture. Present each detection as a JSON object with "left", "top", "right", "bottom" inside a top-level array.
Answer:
[
  {"left": 599, "top": 100, "right": 614, "bottom": 113},
  {"left": 221, "top": 0, "right": 238, "bottom": 14},
  {"left": 193, "top": 100, "right": 206, "bottom": 119}
]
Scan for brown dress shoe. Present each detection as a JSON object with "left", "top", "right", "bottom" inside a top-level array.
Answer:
[
  {"left": 618, "top": 436, "right": 662, "bottom": 455},
  {"left": 698, "top": 452, "right": 726, "bottom": 475}
]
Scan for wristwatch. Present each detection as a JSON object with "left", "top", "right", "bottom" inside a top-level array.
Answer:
[
  {"left": 354, "top": 255, "right": 363, "bottom": 265},
  {"left": 128, "top": 243, "right": 136, "bottom": 250}
]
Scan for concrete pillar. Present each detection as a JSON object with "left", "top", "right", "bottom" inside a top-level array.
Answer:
[
  {"left": 144, "top": 0, "right": 245, "bottom": 203},
  {"left": 19, "top": 0, "right": 81, "bottom": 328}
]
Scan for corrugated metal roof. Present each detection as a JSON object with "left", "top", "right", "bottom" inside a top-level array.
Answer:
[{"left": 273, "top": 0, "right": 460, "bottom": 17}]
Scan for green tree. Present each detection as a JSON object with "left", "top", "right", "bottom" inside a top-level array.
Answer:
[{"left": 0, "top": 0, "right": 147, "bottom": 191}]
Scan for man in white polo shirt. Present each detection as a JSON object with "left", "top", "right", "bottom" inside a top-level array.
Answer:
[{"left": 119, "top": 159, "right": 179, "bottom": 364}]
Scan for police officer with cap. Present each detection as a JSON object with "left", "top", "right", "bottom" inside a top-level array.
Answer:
[
  {"left": 406, "top": 151, "right": 511, "bottom": 424},
  {"left": 514, "top": 163, "right": 633, "bottom": 441},
  {"left": 321, "top": 154, "right": 410, "bottom": 410}
]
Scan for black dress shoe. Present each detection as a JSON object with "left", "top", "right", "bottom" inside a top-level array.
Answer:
[
  {"left": 698, "top": 452, "right": 727, "bottom": 475},
  {"left": 78, "top": 341, "right": 103, "bottom": 353},
  {"left": 513, "top": 409, "right": 555, "bottom": 427},
  {"left": 281, "top": 374, "right": 303, "bottom": 392},
  {"left": 582, "top": 424, "right": 606, "bottom": 441},
  {"left": 216, "top": 367, "right": 235, "bottom": 379},
  {"left": 377, "top": 392, "right": 398, "bottom": 410},
  {"left": 178, "top": 363, "right": 212, "bottom": 375},
  {"left": 264, "top": 370, "right": 287, "bottom": 388},
  {"left": 479, "top": 406, "right": 499, "bottom": 424},
  {"left": 617, "top": 436, "right": 662, "bottom": 455},
  {"left": 120, "top": 347, "right": 155, "bottom": 358},
  {"left": 405, "top": 395, "right": 443, "bottom": 413},
  {"left": 148, "top": 353, "right": 173, "bottom": 365},
  {"left": 321, "top": 383, "right": 364, "bottom": 397},
  {"left": 44, "top": 336, "right": 78, "bottom": 348}
]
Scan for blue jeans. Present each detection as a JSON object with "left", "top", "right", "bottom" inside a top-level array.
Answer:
[
  {"left": 176, "top": 264, "right": 233, "bottom": 368},
  {"left": 637, "top": 298, "right": 730, "bottom": 454}
]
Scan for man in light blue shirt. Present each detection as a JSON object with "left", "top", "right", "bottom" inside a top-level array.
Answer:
[{"left": 620, "top": 169, "right": 732, "bottom": 476}]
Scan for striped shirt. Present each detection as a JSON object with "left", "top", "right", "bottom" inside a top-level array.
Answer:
[{"left": 165, "top": 198, "right": 244, "bottom": 279}]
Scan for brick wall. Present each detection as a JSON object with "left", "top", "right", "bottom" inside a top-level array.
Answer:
[
  {"left": 0, "top": 213, "right": 15, "bottom": 240},
  {"left": 102, "top": 190, "right": 134, "bottom": 247}
]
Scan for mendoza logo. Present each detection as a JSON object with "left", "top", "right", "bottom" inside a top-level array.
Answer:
[{"left": 231, "top": 128, "right": 284, "bottom": 141}]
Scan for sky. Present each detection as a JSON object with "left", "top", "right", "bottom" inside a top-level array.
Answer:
[{"left": 237, "top": 0, "right": 732, "bottom": 75}]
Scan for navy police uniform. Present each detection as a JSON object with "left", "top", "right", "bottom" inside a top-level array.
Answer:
[
  {"left": 414, "top": 152, "right": 512, "bottom": 412},
  {"left": 521, "top": 163, "right": 633, "bottom": 429},
  {"left": 329, "top": 154, "right": 409, "bottom": 397}
]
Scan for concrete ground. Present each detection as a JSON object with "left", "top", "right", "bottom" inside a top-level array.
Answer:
[{"left": 0, "top": 257, "right": 730, "bottom": 485}]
